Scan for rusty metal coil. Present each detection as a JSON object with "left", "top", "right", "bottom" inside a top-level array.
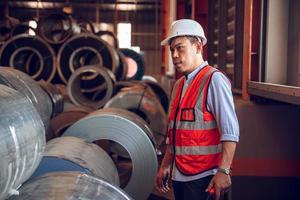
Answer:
[
  {"left": 105, "top": 85, "right": 167, "bottom": 149},
  {"left": 50, "top": 106, "right": 92, "bottom": 137},
  {"left": 0, "top": 34, "right": 56, "bottom": 82},
  {"left": 68, "top": 65, "right": 115, "bottom": 109},
  {"left": 9, "top": 172, "right": 132, "bottom": 200},
  {"left": 37, "top": 13, "right": 80, "bottom": 45},
  {"left": 0, "top": 67, "right": 52, "bottom": 132},
  {"left": 38, "top": 80, "right": 64, "bottom": 118},
  {"left": 57, "top": 33, "right": 119, "bottom": 84},
  {"left": 31, "top": 136, "right": 119, "bottom": 186},
  {"left": 0, "top": 85, "right": 45, "bottom": 200},
  {"left": 63, "top": 108, "right": 157, "bottom": 200}
]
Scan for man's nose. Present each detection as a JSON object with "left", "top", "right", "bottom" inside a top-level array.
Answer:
[{"left": 172, "top": 50, "right": 179, "bottom": 58}]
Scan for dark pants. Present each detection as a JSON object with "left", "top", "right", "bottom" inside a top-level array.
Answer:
[{"left": 172, "top": 175, "right": 213, "bottom": 200}]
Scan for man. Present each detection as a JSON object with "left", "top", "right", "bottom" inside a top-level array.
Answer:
[{"left": 155, "top": 19, "right": 239, "bottom": 200}]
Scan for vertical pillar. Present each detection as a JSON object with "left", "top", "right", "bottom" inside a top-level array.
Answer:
[
  {"left": 242, "top": 0, "right": 253, "bottom": 100},
  {"left": 161, "top": 0, "right": 176, "bottom": 77}
]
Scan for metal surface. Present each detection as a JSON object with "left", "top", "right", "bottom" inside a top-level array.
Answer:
[
  {"left": 63, "top": 108, "right": 158, "bottom": 200},
  {"left": 248, "top": 81, "right": 300, "bottom": 105},
  {"left": 0, "top": 67, "right": 52, "bottom": 132},
  {"left": 0, "top": 35, "right": 56, "bottom": 82},
  {"left": 39, "top": 80, "right": 64, "bottom": 118},
  {"left": 68, "top": 65, "right": 115, "bottom": 109},
  {"left": 57, "top": 33, "right": 119, "bottom": 84},
  {"left": 32, "top": 136, "right": 119, "bottom": 186},
  {"left": 8, "top": 171, "right": 132, "bottom": 200},
  {"left": 50, "top": 107, "right": 91, "bottom": 137},
  {"left": 105, "top": 86, "right": 167, "bottom": 149},
  {"left": 0, "top": 85, "right": 45, "bottom": 200}
]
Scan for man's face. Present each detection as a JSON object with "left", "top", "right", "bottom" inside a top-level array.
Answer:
[{"left": 169, "top": 36, "right": 199, "bottom": 75}]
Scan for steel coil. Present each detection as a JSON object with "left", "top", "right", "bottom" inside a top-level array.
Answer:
[
  {"left": 68, "top": 65, "right": 115, "bottom": 109},
  {"left": 8, "top": 172, "right": 132, "bottom": 200},
  {"left": 50, "top": 106, "right": 92, "bottom": 137},
  {"left": 0, "top": 34, "right": 56, "bottom": 82},
  {"left": 105, "top": 86, "right": 167, "bottom": 149},
  {"left": 37, "top": 13, "right": 80, "bottom": 45},
  {"left": 38, "top": 80, "right": 64, "bottom": 118},
  {"left": 57, "top": 33, "right": 119, "bottom": 84},
  {"left": 31, "top": 136, "right": 119, "bottom": 186},
  {"left": 143, "top": 80, "right": 169, "bottom": 114},
  {"left": 63, "top": 108, "right": 158, "bottom": 200},
  {"left": 0, "top": 84, "right": 45, "bottom": 200},
  {"left": 120, "top": 48, "right": 144, "bottom": 80},
  {"left": 0, "top": 67, "right": 52, "bottom": 132}
]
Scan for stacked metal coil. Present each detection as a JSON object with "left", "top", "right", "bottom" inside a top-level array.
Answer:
[
  {"left": 57, "top": 33, "right": 120, "bottom": 84},
  {"left": 37, "top": 13, "right": 80, "bottom": 45},
  {"left": 38, "top": 80, "right": 64, "bottom": 118},
  {"left": 8, "top": 172, "right": 132, "bottom": 200},
  {"left": 0, "top": 35, "right": 56, "bottom": 82},
  {"left": 63, "top": 108, "right": 158, "bottom": 200},
  {"left": 0, "top": 67, "right": 52, "bottom": 132},
  {"left": 31, "top": 136, "right": 119, "bottom": 186},
  {"left": 67, "top": 65, "right": 116, "bottom": 109},
  {"left": 105, "top": 84, "right": 167, "bottom": 150},
  {"left": 50, "top": 106, "right": 92, "bottom": 137},
  {"left": 0, "top": 84, "right": 45, "bottom": 200}
]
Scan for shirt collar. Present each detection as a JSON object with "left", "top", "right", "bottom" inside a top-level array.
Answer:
[{"left": 185, "top": 61, "right": 208, "bottom": 84}]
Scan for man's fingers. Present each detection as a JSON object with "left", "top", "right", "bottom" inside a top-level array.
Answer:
[{"left": 214, "top": 187, "right": 221, "bottom": 200}]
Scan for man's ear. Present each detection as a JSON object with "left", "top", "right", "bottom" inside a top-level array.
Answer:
[{"left": 196, "top": 41, "right": 202, "bottom": 54}]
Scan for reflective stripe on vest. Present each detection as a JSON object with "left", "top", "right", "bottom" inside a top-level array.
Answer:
[{"left": 175, "top": 144, "right": 222, "bottom": 155}]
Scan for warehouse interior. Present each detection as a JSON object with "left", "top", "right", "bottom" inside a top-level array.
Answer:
[{"left": 0, "top": 0, "right": 300, "bottom": 200}]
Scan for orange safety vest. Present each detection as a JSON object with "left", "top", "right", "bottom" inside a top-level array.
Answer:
[{"left": 168, "top": 65, "right": 222, "bottom": 175}]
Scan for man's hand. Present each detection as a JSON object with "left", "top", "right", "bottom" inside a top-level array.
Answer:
[
  {"left": 155, "top": 167, "right": 171, "bottom": 193},
  {"left": 205, "top": 172, "right": 231, "bottom": 200}
]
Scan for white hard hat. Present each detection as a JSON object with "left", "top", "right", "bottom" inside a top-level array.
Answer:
[{"left": 161, "top": 19, "right": 207, "bottom": 46}]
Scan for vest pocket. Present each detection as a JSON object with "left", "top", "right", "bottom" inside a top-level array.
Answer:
[{"left": 180, "top": 108, "right": 195, "bottom": 121}]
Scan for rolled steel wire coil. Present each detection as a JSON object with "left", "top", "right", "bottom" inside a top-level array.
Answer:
[
  {"left": 63, "top": 108, "right": 158, "bottom": 200},
  {"left": 8, "top": 172, "right": 132, "bottom": 200},
  {"left": 31, "top": 136, "right": 119, "bottom": 186},
  {"left": 57, "top": 33, "right": 119, "bottom": 84},
  {"left": 0, "top": 67, "right": 52, "bottom": 133},
  {"left": 0, "top": 34, "right": 56, "bottom": 82},
  {"left": 0, "top": 84, "right": 45, "bottom": 200},
  {"left": 105, "top": 84, "right": 167, "bottom": 149},
  {"left": 50, "top": 106, "right": 92, "bottom": 137},
  {"left": 37, "top": 12, "right": 80, "bottom": 45},
  {"left": 67, "top": 65, "right": 115, "bottom": 109},
  {"left": 38, "top": 80, "right": 64, "bottom": 118}
]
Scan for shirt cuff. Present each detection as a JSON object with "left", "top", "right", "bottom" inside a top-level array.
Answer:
[{"left": 220, "top": 134, "right": 239, "bottom": 142}]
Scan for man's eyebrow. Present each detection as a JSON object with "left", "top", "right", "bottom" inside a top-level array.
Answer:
[{"left": 170, "top": 42, "right": 183, "bottom": 49}]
